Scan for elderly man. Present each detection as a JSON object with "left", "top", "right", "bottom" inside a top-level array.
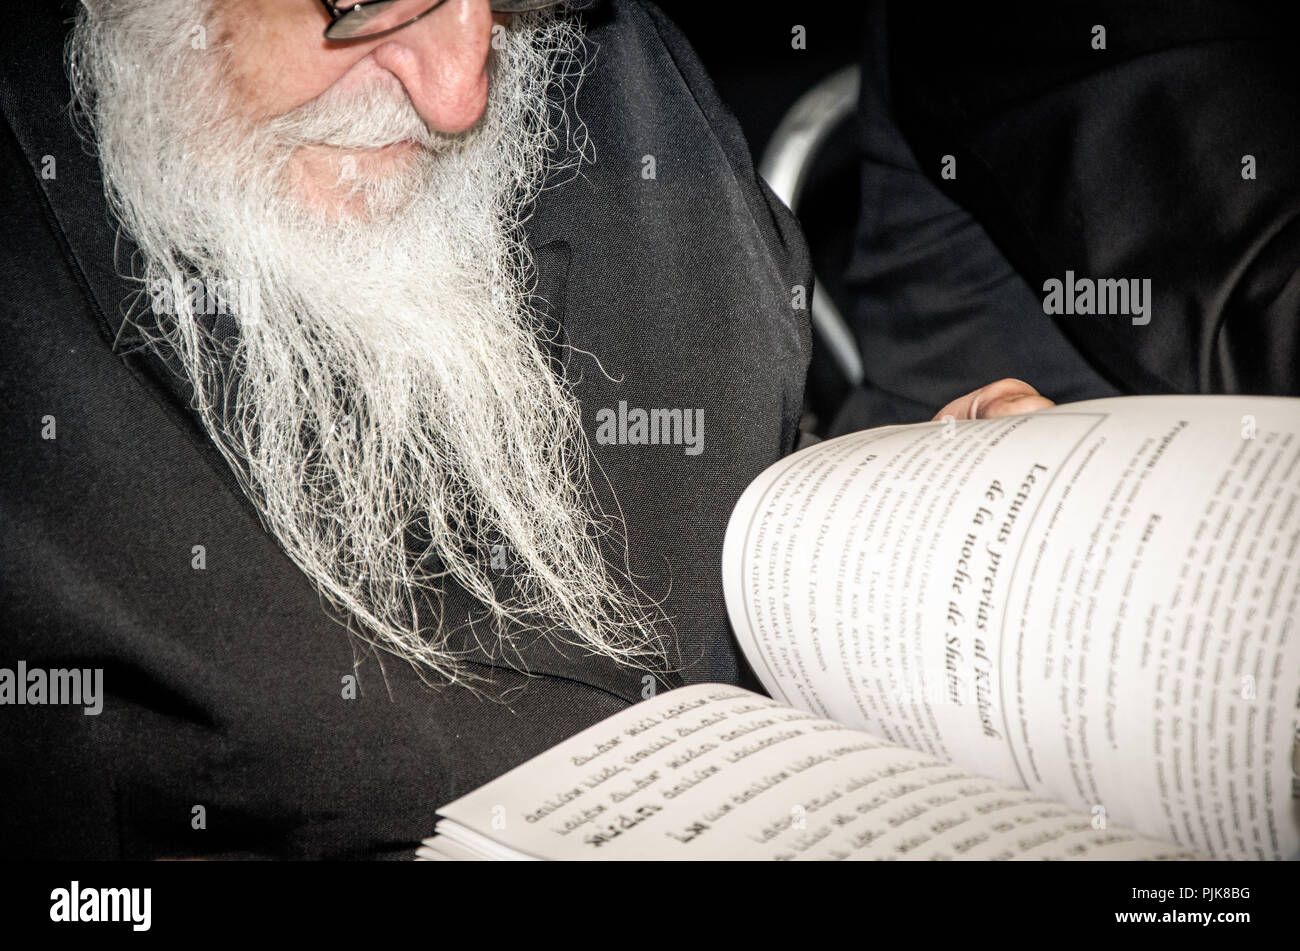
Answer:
[{"left": 0, "top": 0, "right": 1042, "bottom": 858}]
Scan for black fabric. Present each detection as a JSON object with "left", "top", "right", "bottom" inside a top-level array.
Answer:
[
  {"left": 832, "top": 1, "right": 1121, "bottom": 434},
  {"left": 882, "top": 0, "right": 1300, "bottom": 398},
  {"left": 0, "top": 0, "right": 811, "bottom": 858}
]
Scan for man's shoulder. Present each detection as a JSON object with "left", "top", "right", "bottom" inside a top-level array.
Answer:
[
  {"left": 578, "top": 0, "right": 769, "bottom": 196},
  {"left": 533, "top": 0, "right": 811, "bottom": 297}
]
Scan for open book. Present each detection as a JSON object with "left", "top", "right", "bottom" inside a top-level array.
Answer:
[{"left": 419, "top": 396, "right": 1300, "bottom": 860}]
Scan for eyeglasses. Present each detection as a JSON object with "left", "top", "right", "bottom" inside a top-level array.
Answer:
[{"left": 319, "top": 0, "right": 563, "bottom": 42}]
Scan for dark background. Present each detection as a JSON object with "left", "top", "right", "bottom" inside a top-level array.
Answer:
[{"left": 651, "top": 1, "right": 864, "bottom": 161}]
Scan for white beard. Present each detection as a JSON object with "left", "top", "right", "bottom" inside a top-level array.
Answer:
[{"left": 67, "top": 0, "right": 667, "bottom": 685}]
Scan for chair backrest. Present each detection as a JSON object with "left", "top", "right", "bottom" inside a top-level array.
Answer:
[{"left": 759, "top": 65, "right": 864, "bottom": 391}]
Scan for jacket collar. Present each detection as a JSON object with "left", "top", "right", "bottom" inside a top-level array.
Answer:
[{"left": 0, "top": 2, "right": 146, "bottom": 354}]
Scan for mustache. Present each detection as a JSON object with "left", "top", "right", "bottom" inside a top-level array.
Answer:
[{"left": 266, "top": 74, "right": 457, "bottom": 151}]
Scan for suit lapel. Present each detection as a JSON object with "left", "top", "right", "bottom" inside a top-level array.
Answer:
[{"left": 0, "top": 3, "right": 147, "bottom": 356}]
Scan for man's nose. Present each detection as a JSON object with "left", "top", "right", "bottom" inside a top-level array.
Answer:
[{"left": 367, "top": 0, "right": 496, "bottom": 133}]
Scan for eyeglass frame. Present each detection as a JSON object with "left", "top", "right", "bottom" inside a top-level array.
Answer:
[{"left": 317, "top": 0, "right": 564, "bottom": 42}]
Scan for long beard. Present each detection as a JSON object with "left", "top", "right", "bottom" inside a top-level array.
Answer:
[{"left": 67, "top": 1, "right": 667, "bottom": 685}]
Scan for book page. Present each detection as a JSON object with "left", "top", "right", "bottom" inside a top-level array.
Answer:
[
  {"left": 722, "top": 396, "right": 1300, "bottom": 859},
  {"left": 432, "top": 685, "right": 1195, "bottom": 860}
]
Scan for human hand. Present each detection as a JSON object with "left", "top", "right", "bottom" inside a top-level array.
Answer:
[{"left": 932, "top": 378, "right": 1054, "bottom": 421}]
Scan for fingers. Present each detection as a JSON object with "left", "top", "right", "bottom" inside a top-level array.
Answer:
[{"left": 932, "top": 378, "right": 1055, "bottom": 422}]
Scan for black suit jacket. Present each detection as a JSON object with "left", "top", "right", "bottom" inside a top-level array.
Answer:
[
  {"left": 0, "top": 1, "right": 811, "bottom": 858},
  {"left": 882, "top": 0, "right": 1300, "bottom": 397}
]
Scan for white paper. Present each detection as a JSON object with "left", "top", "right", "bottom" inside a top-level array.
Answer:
[
  {"left": 432, "top": 684, "right": 1198, "bottom": 860},
  {"left": 722, "top": 396, "right": 1300, "bottom": 859}
]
